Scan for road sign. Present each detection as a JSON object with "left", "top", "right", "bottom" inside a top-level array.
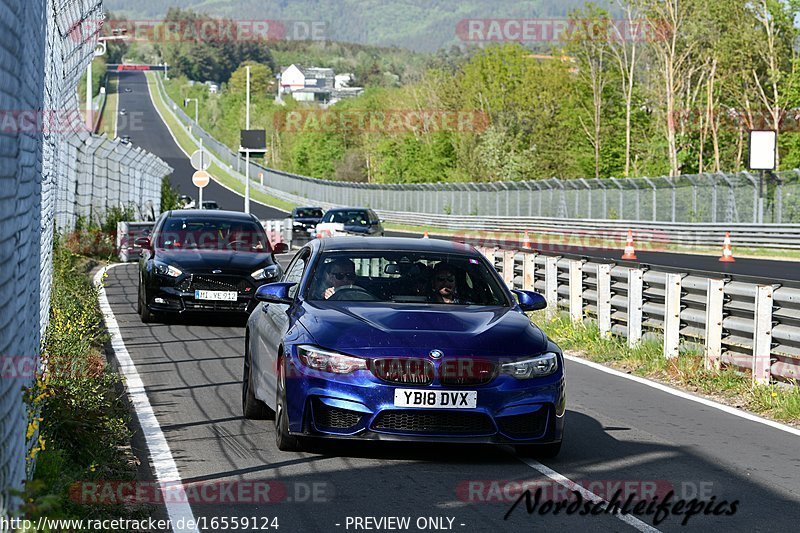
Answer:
[
  {"left": 190, "top": 149, "right": 211, "bottom": 171},
  {"left": 192, "top": 170, "right": 210, "bottom": 188}
]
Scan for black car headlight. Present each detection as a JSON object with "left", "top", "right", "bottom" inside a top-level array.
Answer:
[
  {"left": 251, "top": 265, "right": 281, "bottom": 281},
  {"left": 501, "top": 353, "right": 559, "bottom": 379},
  {"left": 298, "top": 346, "right": 367, "bottom": 374},
  {"left": 153, "top": 260, "right": 182, "bottom": 278}
]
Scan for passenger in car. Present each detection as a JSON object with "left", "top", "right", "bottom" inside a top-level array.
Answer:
[{"left": 430, "top": 263, "right": 462, "bottom": 304}]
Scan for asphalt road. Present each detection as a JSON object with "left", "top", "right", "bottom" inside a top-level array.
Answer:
[
  {"left": 116, "top": 70, "right": 800, "bottom": 282},
  {"left": 103, "top": 263, "right": 800, "bottom": 533},
  {"left": 116, "top": 71, "right": 285, "bottom": 220}
]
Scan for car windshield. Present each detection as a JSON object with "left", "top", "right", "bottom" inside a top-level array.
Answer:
[
  {"left": 306, "top": 251, "right": 508, "bottom": 306},
  {"left": 296, "top": 208, "right": 322, "bottom": 218},
  {"left": 322, "top": 210, "right": 369, "bottom": 225},
  {"left": 155, "top": 217, "right": 271, "bottom": 252}
]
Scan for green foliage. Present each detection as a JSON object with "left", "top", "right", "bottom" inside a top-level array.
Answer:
[
  {"left": 161, "top": 175, "right": 181, "bottom": 211},
  {"left": 21, "top": 239, "right": 150, "bottom": 523}
]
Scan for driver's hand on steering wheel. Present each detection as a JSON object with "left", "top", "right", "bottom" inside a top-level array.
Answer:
[{"left": 324, "top": 286, "right": 336, "bottom": 299}]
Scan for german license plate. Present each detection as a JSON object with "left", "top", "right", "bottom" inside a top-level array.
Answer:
[
  {"left": 194, "top": 290, "right": 237, "bottom": 301},
  {"left": 393, "top": 389, "right": 477, "bottom": 409}
]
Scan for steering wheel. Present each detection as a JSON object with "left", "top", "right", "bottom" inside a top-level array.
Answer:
[
  {"left": 226, "top": 240, "right": 250, "bottom": 249},
  {"left": 328, "top": 285, "right": 378, "bottom": 301}
]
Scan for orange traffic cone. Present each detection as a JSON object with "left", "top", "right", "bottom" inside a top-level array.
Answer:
[
  {"left": 522, "top": 230, "right": 532, "bottom": 249},
  {"left": 719, "top": 232, "right": 735, "bottom": 263},
  {"left": 423, "top": 231, "right": 429, "bottom": 239},
  {"left": 621, "top": 229, "right": 637, "bottom": 260}
]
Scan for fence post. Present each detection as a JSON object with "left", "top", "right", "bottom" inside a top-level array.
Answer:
[
  {"left": 627, "top": 268, "right": 644, "bottom": 347},
  {"left": 752, "top": 285, "right": 773, "bottom": 385},
  {"left": 704, "top": 279, "right": 724, "bottom": 371},
  {"left": 545, "top": 256, "right": 559, "bottom": 319},
  {"left": 523, "top": 253, "right": 537, "bottom": 291},
  {"left": 597, "top": 264, "right": 612, "bottom": 338},
  {"left": 663, "top": 273, "right": 682, "bottom": 359},
  {"left": 503, "top": 251, "right": 516, "bottom": 289},
  {"left": 569, "top": 260, "right": 583, "bottom": 323}
]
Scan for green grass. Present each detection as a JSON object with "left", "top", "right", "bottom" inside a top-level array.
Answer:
[
  {"left": 98, "top": 75, "right": 118, "bottom": 138},
  {"left": 145, "top": 72, "right": 295, "bottom": 213},
  {"left": 532, "top": 311, "right": 800, "bottom": 424}
]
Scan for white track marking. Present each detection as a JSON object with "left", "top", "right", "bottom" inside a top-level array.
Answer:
[
  {"left": 95, "top": 265, "right": 198, "bottom": 533},
  {"left": 564, "top": 355, "right": 800, "bottom": 437},
  {"left": 517, "top": 457, "right": 662, "bottom": 533}
]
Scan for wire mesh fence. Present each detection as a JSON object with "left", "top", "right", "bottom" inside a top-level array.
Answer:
[
  {"left": 157, "top": 75, "right": 800, "bottom": 225},
  {"left": 1, "top": 0, "right": 171, "bottom": 515}
]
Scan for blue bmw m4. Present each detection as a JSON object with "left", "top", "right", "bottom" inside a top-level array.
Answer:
[{"left": 243, "top": 237, "right": 565, "bottom": 456}]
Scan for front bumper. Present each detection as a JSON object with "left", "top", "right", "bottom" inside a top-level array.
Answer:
[
  {"left": 282, "top": 350, "right": 566, "bottom": 445},
  {"left": 144, "top": 273, "right": 262, "bottom": 314}
]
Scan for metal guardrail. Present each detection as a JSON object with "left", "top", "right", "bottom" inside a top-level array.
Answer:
[{"left": 473, "top": 243, "right": 799, "bottom": 385}]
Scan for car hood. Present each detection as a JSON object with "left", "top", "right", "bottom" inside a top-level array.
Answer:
[
  {"left": 155, "top": 248, "right": 272, "bottom": 273},
  {"left": 298, "top": 303, "right": 549, "bottom": 357}
]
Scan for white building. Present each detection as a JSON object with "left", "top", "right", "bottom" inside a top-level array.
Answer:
[{"left": 277, "top": 64, "right": 363, "bottom": 105}]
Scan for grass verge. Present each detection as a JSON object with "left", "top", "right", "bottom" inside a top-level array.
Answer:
[
  {"left": 531, "top": 311, "right": 800, "bottom": 425},
  {"left": 145, "top": 72, "right": 294, "bottom": 213},
  {"left": 98, "top": 75, "right": 118, "bottom": 138},
  {"left": 20, "top": 236, "right": 151, "bottom": 524}
]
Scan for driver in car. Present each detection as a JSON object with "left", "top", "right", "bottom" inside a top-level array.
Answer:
[{"left": 322, "top": 258, "right": 359, "bottom": 299}]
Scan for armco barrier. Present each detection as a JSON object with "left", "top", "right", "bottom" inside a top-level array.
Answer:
[{"left": 472, "top": 243, "right": 799, "bottom": 385}]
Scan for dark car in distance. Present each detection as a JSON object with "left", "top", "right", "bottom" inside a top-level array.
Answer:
[
  {"left": 136, "top": 210, "right": 289, "bottom": 322},
  {"left": 315, "top": 208, "right": 384, "bottom": 237},
  {"left": 291, "top": 207, "right": 324, "bottom": 238}
]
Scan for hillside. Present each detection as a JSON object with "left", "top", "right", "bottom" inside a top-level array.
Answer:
[{"left": 104, "top": 0, "right": 597, "bottom": 52}]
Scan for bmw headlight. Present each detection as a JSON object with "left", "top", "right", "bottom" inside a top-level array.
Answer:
[
  {"left": 153, "top": 260, "right": 182, "bottom": 278},
  {"left": 501, "top": 353, "right": 559, "bottom": 378},
  {"left": 251, "top": 265, "right": 281, "bottom": 281},
  {"left": 298, "top": 346, "right": 367, "bottom": 374}
]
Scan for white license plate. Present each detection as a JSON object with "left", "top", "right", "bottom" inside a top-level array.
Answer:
[
  {"left": 194, "top": 290, "right": 237, "bottom": 301},
  {"left": 394, "top": 389, "right": 477, "bottom": 409}
]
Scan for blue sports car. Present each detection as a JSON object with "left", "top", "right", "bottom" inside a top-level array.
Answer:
[{"left": 243, "top": 237, "right": 565, "bottom": 456}]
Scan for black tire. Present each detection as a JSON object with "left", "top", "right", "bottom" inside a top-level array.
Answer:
[
  {"left": 242, "top": 336, "right": 273, "bottom": 420},
  {"left": 515, "top": 441, "right": 562, "bottom": 459},
  {"left": 138, "top": 283, "right": 154, "bottom": 323},
  {"left": 275, "top": 356, "right": 302, "bottom": 452}
]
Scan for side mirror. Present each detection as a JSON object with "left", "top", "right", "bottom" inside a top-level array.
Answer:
[
  {"left": 135, "top": 236, "right": 152, "bottom": 249},
  {"left": 273, "top": 242, "right": 290, "bottom": 254},
  {"left": 512, "top": 289, "right": 547, "bottom": 312},
  {"left": 255, "top": 282, "right": 296, "bottom": 305}
]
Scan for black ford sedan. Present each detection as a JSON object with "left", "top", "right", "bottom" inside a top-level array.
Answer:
[{"left": 136, "top": 210, "right": 288, "bottom": 322}]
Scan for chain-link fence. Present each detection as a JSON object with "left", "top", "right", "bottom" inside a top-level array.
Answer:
[
  {"left": 1, "top": 0, "right": 171, "bottom": 516},
  {"left": 55, "top": 129, "right": 170, "bottom": 229},
  {"left": 156, "top": 76, "right": 800, "bottom": 225}
]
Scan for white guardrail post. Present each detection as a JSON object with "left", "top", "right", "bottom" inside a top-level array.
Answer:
[
  {"left": 569, "top": 260, "right": 583, "bottom": 323},
  {"left": 545, "top": 256, "right": 559, "bottom": 319},
  {"left": 704, "top": 279, "right": 725, "bottom": 371},
  {"left": 523, "top": 252, "right": 536, "bottom": 290},
  {"left": 663, "top": 273, "right": 682, "bottom": 359},
  {"left": 503, "top": 251, "right": 516, "bottom": 289},
  {"left": 752, "top": 285, "right": 774, "bottom": 385},
  {"left": 627, "top": 268, "right": 644, "bottom": 347},
  {"left": 597, "top": 264, "right": 612, "bottom": 338}
]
